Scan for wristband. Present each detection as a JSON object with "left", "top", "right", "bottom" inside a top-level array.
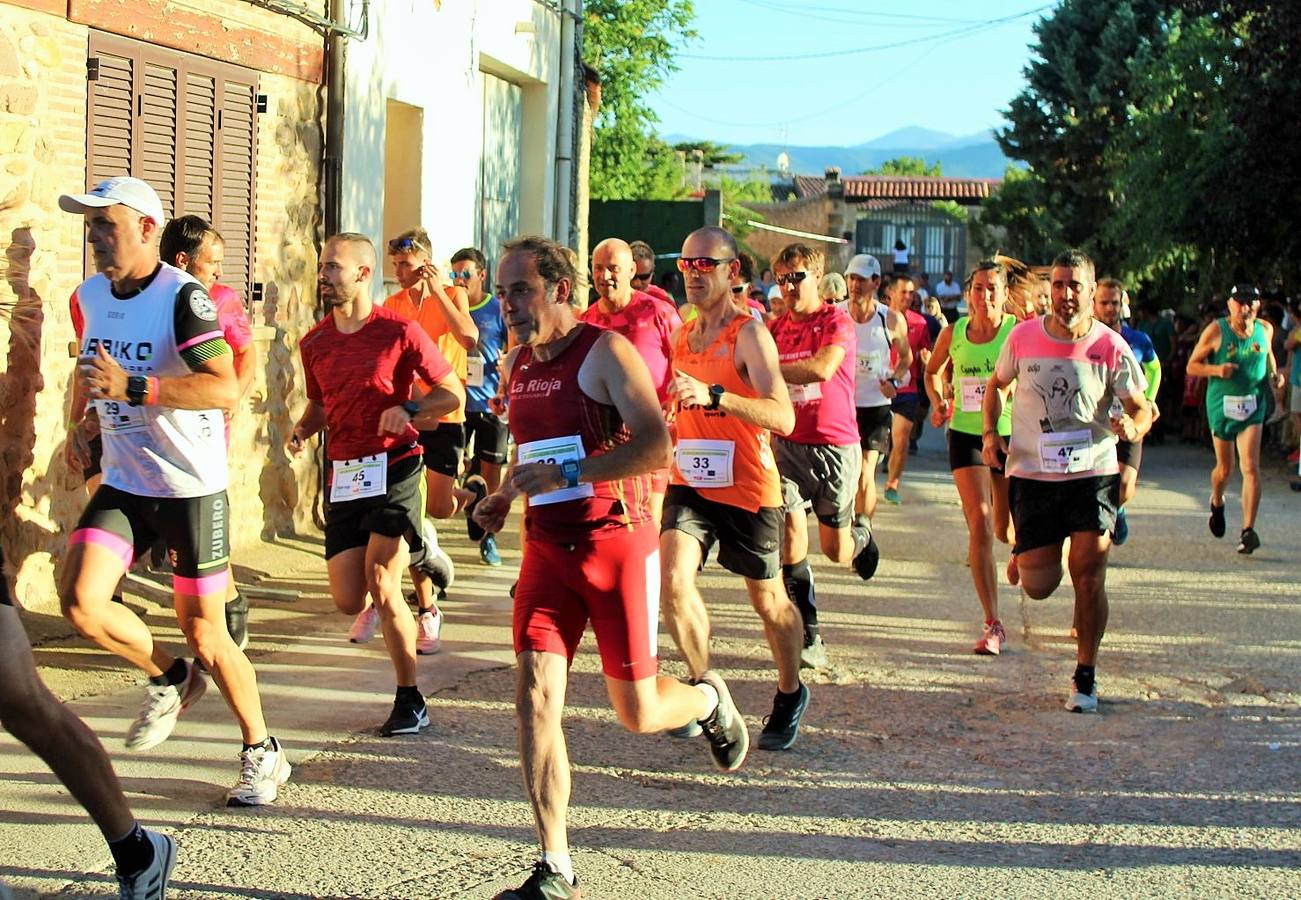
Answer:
[{"left": 145, "top": 376, "right": 160, "bottom": 405}]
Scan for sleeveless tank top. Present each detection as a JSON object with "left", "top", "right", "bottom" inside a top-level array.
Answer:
[
  {"left": 507, "top": 324, "right": 651, "bottom": 542},
  {"left": 1207, "top": 318, "right": 1269, "bottom": 405},
  {"left": 852, "top": 307, "right": 891, "bottom": 408},
  {"left": 949, "top": 314, "right": 1015, "bottom": 436},
  {"left": 670, "top": 314, "right": 782, "bottom": 512}
]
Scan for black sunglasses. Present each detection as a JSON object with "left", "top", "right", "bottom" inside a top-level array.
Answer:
[{"left": 776, "top": 271, "right": 808, "bottom": 287}]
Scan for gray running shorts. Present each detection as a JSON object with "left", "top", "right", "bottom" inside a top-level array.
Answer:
[{"left": 773, "top": 437, "right": 861, "bottom": 529}]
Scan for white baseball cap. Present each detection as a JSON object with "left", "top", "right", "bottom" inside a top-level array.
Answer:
[
  {"left": 59, "top": 176, "right": 166, "bottom": 225},
  {"left": 845, "top": 253, "right": 882, "bottom": 280}
]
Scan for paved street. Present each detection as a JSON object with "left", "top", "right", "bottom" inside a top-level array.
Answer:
[{"left": 2, "top": 432, "right": 1298, "bottom": 899}]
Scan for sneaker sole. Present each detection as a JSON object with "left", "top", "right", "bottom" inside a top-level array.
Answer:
[
  {"left": 698, "top": 673, "right": 749, "bottom": 772},
  {"left": 416, "top": 642, "right": 441, "bottom": 655},
  {"left": 381, "top": 709, "right": 431, "bottom": 737},
  {"left": 126, "top": 667, "right": 208, "bottom": 752}
]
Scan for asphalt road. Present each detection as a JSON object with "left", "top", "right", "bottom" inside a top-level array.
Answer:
[{"left": 2, "top": 430, "right": 1297, "bottom": 899}]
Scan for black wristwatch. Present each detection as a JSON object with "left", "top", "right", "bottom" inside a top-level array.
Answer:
[
  {"left": 126, "top": 375, "right": 149, "bottom": 407},
  {"left": 401, "top": 400, "right": 421, "bottom": 419},
  {"left": 706, "top": 384, "right": 725, "bottom": 410},
  {"left": 886, "top": 377, "right": 902, "bottom": 389}
]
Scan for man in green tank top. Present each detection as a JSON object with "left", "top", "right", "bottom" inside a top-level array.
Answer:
[{"left": 1186, "top": 285, "right": 1286, "bottom": 553}]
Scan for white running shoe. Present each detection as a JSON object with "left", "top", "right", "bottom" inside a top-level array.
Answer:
[
  {"left": 115, "top": 829, "right": 176, "bottom": 900},
  {"left": 348, "top": 606, "right": 380, "bottom": 644},
  {"left": 125, "top": 661, "right": 207, "bottom": 751},
  {"left": 416, "top": 609, "right": 442, "bottom": 655},
  {"left": 226, "top": 736, "right": 291, "bottom": 806},
  {"left": 1065, "top": 679, "right": 1099, "bottom": 714}
]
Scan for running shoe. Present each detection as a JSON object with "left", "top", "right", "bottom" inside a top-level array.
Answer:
[
  {"left": 225, "top": 593, "right": 249, "bottom": 651},
  {"left": 800, "top": 632, "right": 829, "bottom": 669},
  {"left": 1237, "top": 527, "right": 1261, "bottom": 555},
  {"left": 226, "top": 736, "right": 291, "bottom": 806},
  {"left": 414, "top": 518, "right": 455, "bottom": 590},
  {"left": 125, "top": 661, "right": 207, "bottom": 751},
  {"left": 974, "top": 620, "right": 1006, "bottom": 656},
  {"left": 380, "top": 696, "right": 430, "bottom": 736},
  {"left": 480, "top": 533, "right": 503, "bottom": 567},
  {"left": 1112, "top": 507, "right": 1129, "bottom": 546},
  {"left": 115, "top": 828, "right": 176, "bottom": 900},
  {"left": 1208, "top": 501, "right": 1226, "bottom": 538},
  {"left": 493, "top": 861, "right": 580, "bottom": 900},
  {"left": 464, "top": 474, "right": 488, "bottom": 542},
  {"left": 884, "top": 486, "right": 902, "bottom": 505},
  {"left": 1065, "top": 679, "right": 1098, "bottom": 714},
  {"left": 852, "top": 527, "right": 880, "bottom": 580},
  {"left": 695, "top": 671, "right": 749, "bottom": 772},
  {"left": 666, "top": 718, "right": 703, "bottom": 738},
  {"left": 415, "top": 609, "right": 442, "bottom": 655},
  {"left": 348, "top": 606, "right": 380, "bottom": 644},
  {"left": 757, "top": 683, "right": 810, "bottom": 751}
]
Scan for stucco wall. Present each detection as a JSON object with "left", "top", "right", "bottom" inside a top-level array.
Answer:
[{"left": 0, "top": 3, "right": 325, "bottom": 612}]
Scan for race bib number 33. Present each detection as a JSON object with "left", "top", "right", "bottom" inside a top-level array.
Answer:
[{"left": 675, "top": 439, "right": 735, "bottom": 488}]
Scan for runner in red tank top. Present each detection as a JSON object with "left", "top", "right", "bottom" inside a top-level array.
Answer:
[
  {"left": 581, "top": 238, "right": 682, "bottom": 525},
  {"left": 660, "top": 226, "right": 811, "bottom": 753},
  {"left": 471, "top": 237, "right": 748, "bottom": 898}
]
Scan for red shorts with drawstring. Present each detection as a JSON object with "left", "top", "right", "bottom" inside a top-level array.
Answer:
[{"left": 513, "top": 523, "right": 660, "bottom": 681}]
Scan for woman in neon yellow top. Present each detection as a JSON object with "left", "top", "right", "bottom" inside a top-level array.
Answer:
[{"left": 925, "top": 260, "right": 1018, "bottom": 656}]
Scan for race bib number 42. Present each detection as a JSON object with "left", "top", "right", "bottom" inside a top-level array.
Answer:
[
  {"left": 959, "top": 377, "right": 988, "bottom": 413},
  {"left": 330, "top": 453, "right": 388, "bottom": 503},
  {"left": 517, "top": 434, "right": 594, "bottom": 506}
]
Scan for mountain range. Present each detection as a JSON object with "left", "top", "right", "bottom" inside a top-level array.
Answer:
[{"left": 663, "top": 126, "right": 1016, "bottom": 179}]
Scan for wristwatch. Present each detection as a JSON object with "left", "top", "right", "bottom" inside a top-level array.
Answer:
[
  {"left": 560, "top": 458, "right": 581, "bottom": 488},
  {"left": 707, "top": 384, "right": 725, "bottom": 410},
  {"left": 401, "top": 400, "right": 421, "bottom": 419},
  {"left": 886, "top": 377, "right": 902, "bottom": 389},
  {"left": 126, "top": 375, "right": 149, "bottom": 407}
]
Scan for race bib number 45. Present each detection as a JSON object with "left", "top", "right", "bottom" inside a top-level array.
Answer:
[
  {"left": 518, "top": 434, "right": 594, "bottom": 506},
  {"left": 330, "top": 453, "right": 388, "bottom": 503}
]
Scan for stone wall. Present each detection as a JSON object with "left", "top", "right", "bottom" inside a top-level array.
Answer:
[{"left": 0, "top": 3, "right": 325, "bottom": 612}]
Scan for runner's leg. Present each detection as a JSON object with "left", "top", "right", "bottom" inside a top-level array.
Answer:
[
  {"left": 856, "top": 449, "right": 882, "bottom": 520},
  {"left": 1235, "top": 424, "right": 1262, "bottom": 529},
  {"left": 1210, "top": 435, "right": 1236, "bottom": 508},
  {"left": 60, "top": 542, "right": 171, "bottom": 677},
  {"left": 515, "top": 650, "right": 572, "bottom": 855},
  {"left": 365, "top": 533, "right": 418, "bottom": 686},
  {"left": 659, "top": 530, "right": 711, "bottom": 678},
  {"left": 1067, "top": 531, "right": 1110, "bottom": 666},
  {"left": 1016, "top": 542, "right": 1066, "bottom": 600},
  {"left": 743, "top": 576, "right": 801, "bottom": 693},
  {"left": 885, "top": 412, "right": 911, "bottom": 491},
  {"left": 174, "top": 586, "right": 266, "bottom": 745},
  {"left": 991, "top": 471, "right": 1013, "bottom": 546},
  {"left": 953, "top": 465, "right": 999, "bottom": 623}
]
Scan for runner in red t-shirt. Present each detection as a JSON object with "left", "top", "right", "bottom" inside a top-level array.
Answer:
[
  {"left": 882, "top": 272, "right": 933, "bottom": 505},
  {"left": 290, "top": 233, "right": 462, "bottom": 737},
  {"left": 581, "top": 237, "right": 682, "bottom": 524},
  {"left": 471, "top": 236, "right": 747, "bottom": 898},
  {"left": 768, "top": 243, "right": 878, "bottom": 670}
]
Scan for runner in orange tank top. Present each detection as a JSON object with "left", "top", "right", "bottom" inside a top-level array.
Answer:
[{"left": 660, "top": 226, "right": 812, "bottom": 753}]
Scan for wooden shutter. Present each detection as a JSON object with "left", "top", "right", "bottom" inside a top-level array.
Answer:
[
  {"left": 216, "top": 79, "right": 256, "bottom": 303},
  {"left": 85, "top": 32, "right": 258, "bottom": 300}
]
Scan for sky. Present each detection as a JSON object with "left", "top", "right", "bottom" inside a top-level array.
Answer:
[{"left": 647, "top": 0, "right": 1053, "bottom": 148}]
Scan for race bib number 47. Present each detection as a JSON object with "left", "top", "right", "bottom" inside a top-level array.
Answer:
[{"left": 1037, "top": 429, "right": 1092, "bottom": 475}]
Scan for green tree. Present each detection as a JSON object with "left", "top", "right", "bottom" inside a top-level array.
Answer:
[
  {"left": 673, "top": 140, "right": 744, "bottom": 168},
  {"left": 991, "top": 0, "right": 1174, "bottom": 266},
  {"left": 861, "top": 156, "right": 942, "bottom": 177},
  {"left": 584, "top": 0, "right": 697, "bottom": 200},
  {"left": 971, "top": 166, "right": 1062, "bottom": 263}
]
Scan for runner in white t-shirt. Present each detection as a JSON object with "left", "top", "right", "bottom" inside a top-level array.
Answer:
[{"left": 981, "top": 249, "right": 1152, "bottom": 714}]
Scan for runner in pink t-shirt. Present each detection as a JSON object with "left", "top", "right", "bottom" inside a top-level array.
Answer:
[{"left": 767, "top": 243, "right": 878, "bottom": 670}]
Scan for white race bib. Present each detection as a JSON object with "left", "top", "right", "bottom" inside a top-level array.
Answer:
[
  {"left": 675, "top": 439, "right": 735, "bottom": 488},
  {"left": 1038, "top": 429, "right": 1092, "bottom": 474},
  {"left": 1223, "top": 394, "right": 1257, "bottom": 422},
  {"left": 330, "top": 453, "right": 388, "bottom": 503},
  {"left": 94, "top": 399, "right": 147, "bottom": 434},
  {"left": 467, "top": 354, "right": 485, "bottom": 388},
  {"left": 856, "top": 350, "right": 885, "bottom": 378},
  {"left": 959, "top": 377, "right": 988, "bottom": 413},
  {"left": 518, "top": 434, "right": 594, "bottom": 506},
  {"left": 788, "top": 381, "right": 822, "bottom": 405}
]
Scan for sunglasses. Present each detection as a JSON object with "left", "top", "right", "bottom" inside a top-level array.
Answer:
[
  {"left": 776, "top": 271, "right": 808, "bottom": 287},
  {"left": 388, "top": 236, "right": 429, "bottom": 254},
  {"left": 631, "top": 271, "right": 653, "bottom": 282},
  {"left": 448, "top": 270, "right": 475, "bottom": 281},
  {"left": 676, "top": 257, "right": 734, "bottom": 274}
]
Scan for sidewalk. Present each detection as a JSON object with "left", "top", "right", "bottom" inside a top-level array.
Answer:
[{"left": 2, "top": 431, "right": 1298, "bottom": 898}]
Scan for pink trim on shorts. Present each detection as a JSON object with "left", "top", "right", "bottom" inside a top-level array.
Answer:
[
  {"left": 173, "top": 570, "right": 229, "bottom": 596},
  {"left": 69, "top": 528, "right": 134, "bottom": 569},
  {"left": 176, "top": 330, "right": 225, "bottom": 353}
]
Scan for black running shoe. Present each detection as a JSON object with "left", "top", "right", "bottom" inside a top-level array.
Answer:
[
  {"left": 1236, "top": 527, "right": 1260, "bottom": 555},
  {"left": 464, "top": 475, "right": 488, "bottom": 542},
  {"left": 852, "top": 526, "right": 879, "bottom": 580},
  {"left": 1209, "top": 501, "right": 1226, "bottom": 538},
  {"left": 695, "top": 671, "right": 749, "bottom": 772},
  {"left": 757, "top": 683, "right": 810, "bottom": 751},
  {"left": 225, "top": 593, "right": 249, "bottom": 651},
  {"left": 493, "top": 861, "right": 580, "bottom": 899},
  {"left": 380, "top": 697, "right": 430, "bottom": 736}
]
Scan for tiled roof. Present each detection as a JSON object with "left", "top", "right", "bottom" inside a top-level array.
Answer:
[{"left": 793, "top": 175, "right": 1001, "bottom": 202}]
